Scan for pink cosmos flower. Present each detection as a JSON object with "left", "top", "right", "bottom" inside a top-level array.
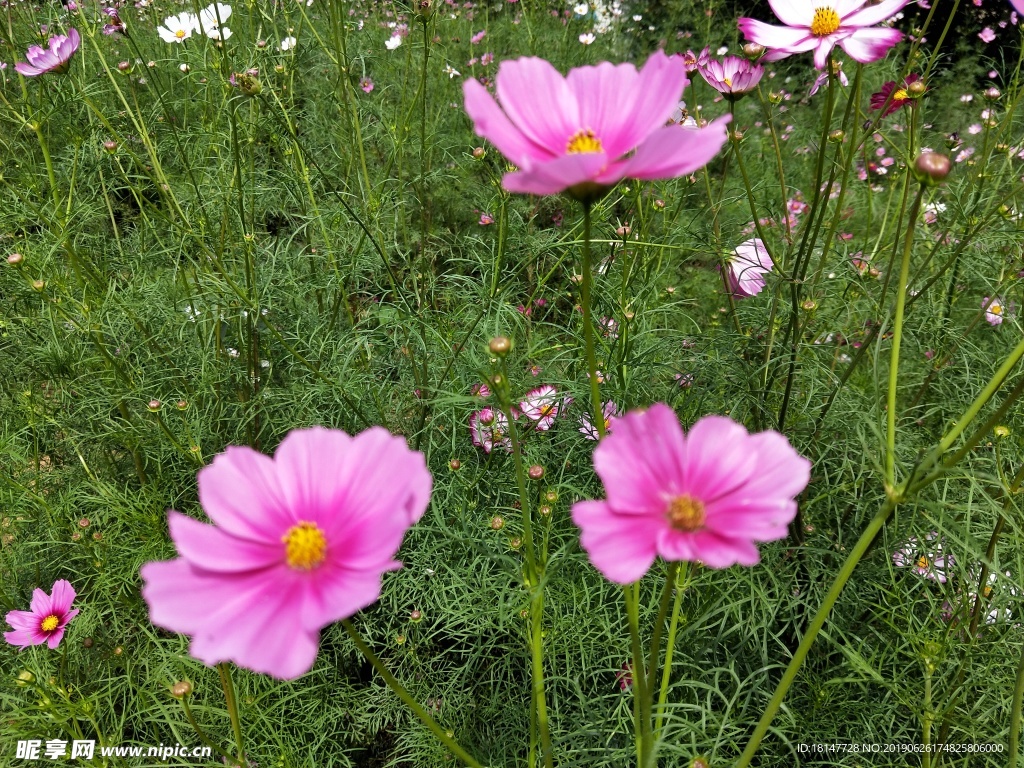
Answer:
[
  {"left": 4, "top": 580, "right": 80, "bottom": 649},
  {"left": 141, "top": 427, "right": 432, "bottom": 680},
  {"left": 983, "top": 296, "right": 1009, "bottom": 325},
  {"left": 360, "top": 77, "right": 374, "bottom": 93},
  {"left": 892, "top": 533, "right": 952, "bottom": 583},
  {"left": 462, "top": 51, "right": 730, "bottom": 199},
  {"left": 726, "top": 238, "right": 773, "bottom": 298},
  {"left": 579, "top": 401, "right": 620, "bottom": 440},
  {"left": 572, "top": 404, "right": 810, "bottom": 583},
  {"left": 15, "top": 28, "right": 81, "bottom": 76},
  {"left": 470, "top": 407, "right": 512, "bottom": 453},
  {"left": 1013, "top": 0, "right": 1024, "bottom": 15},
  {"left": 520, "top": 385, "right": 562, "bottom": 431},
  {"left": 738, "top": 0, "right": 911, "bottom": 70},
  {"left": 698, "top": 55, "right": 764, "bottom": 99}
]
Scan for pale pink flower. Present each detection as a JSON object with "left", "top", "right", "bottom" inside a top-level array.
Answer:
[
  {"left": 4, "top": 580, "right": 80, "bottom": 649},
  {"left": 520, "top": 385, "right": 562, "bottom": 430},
  {"left": 360, "top": 77, "right": 374, "bottom": 93},
  {"left": 979, "top": 27, "right": 996, "bottom": 43},
  {"left": 726, "top": 238, "right": 773, "bottom": 298},
  {"left": 892, "top": 533, "right": 953, "bottom": 583},
  {"left": 579, "top": 401, "right": 620, "bottom": 440},
  {"left": 470, "top": 407, "right": 512, "bottom": 452},
  {"left": 738, "top": 0, "right": 911, "bottom": 70},
  {"left": 698, "top": 55, "right": 764, "bottom": 99},
  {"left": 572, "top": 404, "right": 810, "bottom": 582},
  {"left": 983, "top": 296, "right": 1008, "bottom": 325},
  {"left": 463, "top": 51, "right": 730, "bottom": 199},
  {"left": 15, "top": 29, "right": 80, "bottom": 76},
  {"left": 141, "top": 427, "right": 431, "bottom": 679}
]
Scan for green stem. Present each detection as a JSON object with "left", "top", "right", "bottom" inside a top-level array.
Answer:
[
  {"left": 216, "top": 664, "right": 245, "bottom": 766},
  {"left": 885, "top": 185, "right": 925, "bottom": 489},
  {"left": 624, "top": 583, "right": 652, "bottom": 767},
  {"left": 655, "top": 563, "right": 689, "bottom": 737},
  {"left": 342, "top": 621, "right": 484, "bottom": 767},
  {"left": 580, "top": 202, "right": 605, "bottom": 439},
  {"left": 1010, "top": 640, "right": 1024, "bottom": 765},
  {"left": 179, "top": 697, "right": 237, "bottom": 765}
]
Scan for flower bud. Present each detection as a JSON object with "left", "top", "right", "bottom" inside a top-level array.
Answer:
[
  {"left": 417, "top": 0, "right": 433, "bottom": 16},
  {"left": 235, "top": 72, "right": 262, "bottom": 96},
  {"left": 908, "top": 79, "right": 926, "bottom": 97},
  {"left": 488, "top": 336, "right": 511, "bottom": 356},
  {"left": 741, "top": 43, "right": 765, "bottom": 60},
  {"left": 409, "top": 609, "right": 423, "bottom": 623},
  {"left": 448, "top": 458, "right": 461, "bottom": 471},
  {"left": 509, "top": 536, "right": 522, "bottom": 550},
  {"left": 147, "top": 399, "right": 162, "bottom": 412},
  {"left": 914, "top": 151, "right": 951, "bottom": 185},
  {"left": 538, "top": 504, "right": 552, "bottom": 517},
  {"left": 472, "top": 146, "right": 485, "bottom": 159},
  {"left": 16, "top": 670, "right": 35, "bottom": 686},
  {"left": 544, "top": 490, "right": 558, "bottom": 503},
  {"left": 528, "top": 465, "right": 545, "bottom": 481},
  {"left": 32, "top": 279, "right": 46, "bottom": 291},
  {"left": 117, "top": 61, "right": 130, "bottom": 72},
  {"left": 768, "top": 91, "right": 783, "bottom": 105},
  {"left": 490, "top": 516, "right": 505, "bottom": 530},
  {"left": 103, "top": 140, "right": 118, "bottom": 153},
  {"left": 828, "top": 129, "right": 845, "bottom": 143},
  {"left": 994, "top": 425, "right": 1010, "bottom": 438},
  {"left": 984, "top": 86, "right": 1001, "bottom": 101},
  {"left": 170, "top": 680, "right": 193, "bottom": 699},
  {"left": 7, "top": 253, "right": 24, "bottom": 266},
  {"left": 82, "top": 637, "right": 94, "bottom": 648}
]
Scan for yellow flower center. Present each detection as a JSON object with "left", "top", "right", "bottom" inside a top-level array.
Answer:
[
  {"left": 810, "top": 7, "right": 841, "bottom": 37},
  {"left": 175, "top": 29, "right": 187, "bottom": 38},
  {"left": 893, "top": 88, "right": 908, "bottom": 101},
  {"left": 567, "top": 129, "right": 603, "bottom": 154},
  {"left": 916, "top": 555, "right": 930, "bottom": 570},
  {"left": 667, "top": 495, "right": 706, "bottom": 532},
  {"left": 723, "top": 77, "right": 733, "bottom": 87},
  {"left": 282, "top": 521, "right": 328, "bottom": 571},
  {"left": 40, "top": 615, "right": 59, "bottom": 632},
  {"left": 539, "top": 404, "right": 555, "bottom": 417},
  {"left": 984, "top": 585, "right": 994, "bottom": 597},
  {"left": 991, "top": 304, "right": 1003, "bottom": 315}
]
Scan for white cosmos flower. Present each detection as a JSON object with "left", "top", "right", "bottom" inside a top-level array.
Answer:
[
  {"left": 579, "top": 32, "right": 595, "bottom": 44},
  {"left": 158, "top": 13, "right": 199, "bottom": 43},
  {"left": 385, "top": 34, "right": 402, "bottom": 50},
  {"left": 199, "top": 3, "right": 232, "bottom": 33},
  {"left": 207, "top": 26, "right": 232, "bottom": 40},
  {"left": 444, "top": 64, "right": 460, "bottom": 78},
  {"left": 573, "top": 3, "right": 589, "bottom": 14},
  {"left": 280, "top": 36, "right": 297, "bottom": 51}
]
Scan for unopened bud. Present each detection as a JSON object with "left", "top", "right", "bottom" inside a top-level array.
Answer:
[
  {"left": 528, "top": 465, "right": 545, "bottom": 481},
  {"left": 235, "top": 72, "right": 262, "bottom": 96},
  {"left": 730, "top": 129, "right": 743, "bottom": 142},
  {"left": 82, "top": 637, "right": 94, "bottom": 648},
  {"left": 176, "top": 400, "right": 188, "bottom": 410},
  {"left": 147, "top": 399, "right": 161, "bottom": 412},
  {"left": 544, "top": 490, "right": 558, "bottom": 503},
  {"left": 170, "top": 680, "right": 192, "bottom": 699},
  {"left": 448, "top": 458, "right": 461, "bottom": 471},
  {"left": 117, "top": 60, "right": 130, "bottom": 72},
  {"left": 16, "top": 670, "right": 35, "bottom": 686},
  {"left": 828, "top": 129, "right": 845, "bottom": 142},
  {"left": 32, "top": 279, "right": 45, "bottom": 291},
  {"left": 409, "top": 609, "right": 423, "bottom": 622},
  {"left": 741, "top": 43, "right": 765, "bottom": 60},
  {"left": 768, "top": 91, "right": 783, "bottom": 105},
  {"left": 538, "top": 504, "right": 552, "bottom": 517},
  {"left": 984, "top": 86, "right": 1001, "bottom": 101},
  {"left": 103, "top": 140, "right": 118, "bottom": 153},
  {"left": 490, "top": 516, "right": 505, "bottom": 530},
  {"left": 472, "top": 146, "right": 485, "bottom": 159},
  {"left": 908, "top": 80, "right": 926, "bottom": 97},
  {"left": 7, "top": 253, "right": 23, "bottom": 266},
  {"left": 488, "top": 336, "right": 511, "bottom": 356},
  {"left": 914, "top": 151, "right": 951, "bottom": 184}
]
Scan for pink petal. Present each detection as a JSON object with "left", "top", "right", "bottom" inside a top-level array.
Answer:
[
  {"left": 48, "top": 580, "right": 77, "bottom": 616},
  {"left": 658, "top": 528, "right": 761, "bottom": 568},
  {"left": 680, "top": 415, "right": 759, "bottom": 501},
  {"left": 812, "top": 37, "right": 842, "bottom": 70},
  {"left": 46, "top": 627, "right": 69, "bottom": 649},
  {"left": 502, "top": 152, "right": 610, "bottom": 196},
  {"left": 737, "top": 17, "right": 818, "bottom": 53},
  {"left": 495, "top": 58, "right": 580, "bottom": 155},
  {"left": 837, "top": 27, "right": 903, "bottom": 63},
  {"left": 5, "top": 610, "right": 38, "bottom": 632},
  {"left": 4, "top": 628, "right": 40, "bottom": 647},
  {"left": 29, "top": 587, "right": 52, "bottom": 616},
  {"left": 611, "top": 115, "right": 730, "bottom": 182},
  {"left": 463, "top": 78, "right": 553, "bottom": 167},
  {"left": 298, "top": 559, "right": 398, "bottom": 630},
  {"left": 168, "top": 511, "right": 283, "bottom": 572},
  {"left": 571, "top": 500, "right": 660, "bottom": 584},
  {"left": 197, "top": 444, "right": 293, "bottom": 541},
  {"left": 744, "top": 431, "right": 812, "bottom": 500}
]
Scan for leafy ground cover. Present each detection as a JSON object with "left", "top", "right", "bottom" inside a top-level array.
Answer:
[{"left": 1, "top": 0, "right": 1024, "bottom": 766}]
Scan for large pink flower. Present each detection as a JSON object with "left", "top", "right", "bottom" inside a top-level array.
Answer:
[
  {"left": 141, "top": 427, "right": 432, "bottom": 680},
  {"left": 15, "top": 29, "right": 80, "bottom": 77},
  {"left": 738, "top": 0, "right": 911, "bottom": 70},
  {"left": 4, "top": 580, "right": 79, "bottom": 649},
  {"left": 462, "top": 51, "right": 730, "bottom": 199},
  {"left": 571, "top": 404, "right": 810, "bottom": 583}
]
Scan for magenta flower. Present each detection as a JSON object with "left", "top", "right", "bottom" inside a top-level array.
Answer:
[
  {"left": 4, "top": 580, "right": 80, "bottom": 649},
  {"left": 726, "top": 238, "right": 773, "bottom": 298},
  {"left": 579, "top": 401, "right": 620, "bottom": 440},
  {"left": 469, "top": 407, "right": 512, "bottom": 453},
  {"left": 520, "top": 385, "right": 562, "bottom": 431},
  {"left": 738, "top": 0, "right": 911, "bottom": 70},
  {"left": 571, "top": 404, "right": 810, "bottom": 583},
  {"left": 870, "top": 74, "right": 921, "bottom": 116},
  {"left": 463, "top": 51, "right": 730, "bottom": 199},
  {"left": 15, "top": 28, "right": 81, "bottom": 76},
  {"left": 141, "top": 427, "right": 432, "bottom": 680},
  {"left": 698, "top": 55, "right": 764, "bottom": 99}
]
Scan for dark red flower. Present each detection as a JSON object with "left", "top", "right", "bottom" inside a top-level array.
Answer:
[{"left": 870, "top": 74, "right": 921, "bottom": 117}]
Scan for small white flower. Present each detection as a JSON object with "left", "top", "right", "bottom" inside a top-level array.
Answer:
[
  {"left": 385, "top": 34, "right": 402, "bottom": 50},
  {"left": 716, "top": 45, "right": 728, "bottom": 55},
  {"left": 579, "top": 32, "right": 595, "bottom": 44},
  {"left": 179, "top": 63, "right": 190, "bottom": 72},
  {"left": 280, "top": 35, "right": 297, "bottom": 51},
  {"left": 207, "top": 26, "right": 232, "bottom": 40},
  {"left": 444, "top": 64, "right": 460, "bottom": 78},
  {"left": 573, "top": 3, "right": 589, "bottom": 14},
  {"left": 158, "top": 13, "right": 199, "bottom": 43}
]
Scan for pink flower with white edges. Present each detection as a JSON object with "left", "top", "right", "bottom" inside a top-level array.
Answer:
[
  {"left": 462, "top": 51, "right": 730, "bottom": 199},
  {"left": 15, "top": 29, "right": 80, "bottom": 76},
  {"left": 579, "top": 401, "right": 620, "bottom": 440},
  {"left": 4, "top": 580, "right": 80, "bottom": 649},
  {"left": 520, "top": 385, "right": 562, "bottom": 431},
  {"left": 470, "top": 407, "right": 512, "bottom": 453},
  {"left": 726, "top": 238, "right": 773, "bottom": 298},
  {"left": 572, "top": 404, "right": 810, "bottom": 582},
  {"left": 892, "top": 533, "right": 953, "bottom": 583},
  {"left": 141, "top": 427, "right": 431, "bottom": 679},
  {"left": 738, "top": 0, "right": 912, "bottom": 70}
]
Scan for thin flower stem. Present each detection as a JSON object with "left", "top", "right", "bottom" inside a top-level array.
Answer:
[
  {"left": 885, "top": 186, "right": 925, "bottom": 490},
  {"left": 580, "top": 203, "right": 605, "bottom": 439},
  {"left": 624, "top": 583, "right": 651, "bottom": 767},
  {"left": 179, "top": 698, "right": 237, "bottom": 765},
  {"left": 216, "top": 664, "right": 245, "bottom": 767},
  {"left": 342, "top": 621, "right": 485, "bottom": 768},
  {"left": 756, "top": 86, "right": 790, "bottom": 247},
  {"left": 655, "top": 563, "right": 689, "bottom": 737},
  {"left": 922, "top": 665, "right": 933, "bottom": 768},
  {"left": 1009, "top": 640, "right": 1024, "bottom": 765},
  {"left": 642, "top": 561, "right": 679, "bottom": 765}
]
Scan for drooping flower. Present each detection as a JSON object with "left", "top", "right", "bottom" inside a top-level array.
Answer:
[
  {"left": 520, "top": 385, "right": 562, "bottom": 431},
  {"left": 871, "top": 73, "right": 920, "bottom": 116},
  {"left": 4, "top": 580, "right": 80, "bottom": 649},
  {"left": 698, "top": 54, "right": 764, "bottom": 100},
  {"left": 15, "top": 29, "right": 80, "bottom": 76},
  {"left": 469, "top": 407, "right": 512, "bottom": 453},
  {"left": 141, "top": 427, "right": 432, "bottom": 679},
  {"left": 158, "top": 13, "right": 199, "bottom": 44},
  {"left": 738, "top": 0, "right": 912, "bottom": 70},
  {"left": 462, "top": 51, "right": 730, "bottom": 200},
  {"left": 572, "top": 404, "right": 810, "bottom": 583},
  {"left": 725, "top": 238, "right": 773, "bottom": 298},
  {"left": 680, "top": 48, "right": 709, "bottom": 74},
  {"left": 579, "top": 401, "right": 620, "bottom": 440},
  {"left": 892, "top": 533, "right": 953, "bottom": 583}
]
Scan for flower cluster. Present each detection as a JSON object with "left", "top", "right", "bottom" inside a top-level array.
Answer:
[{"left": 158, "top": 4, "right": 233, "bottom": 44}]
